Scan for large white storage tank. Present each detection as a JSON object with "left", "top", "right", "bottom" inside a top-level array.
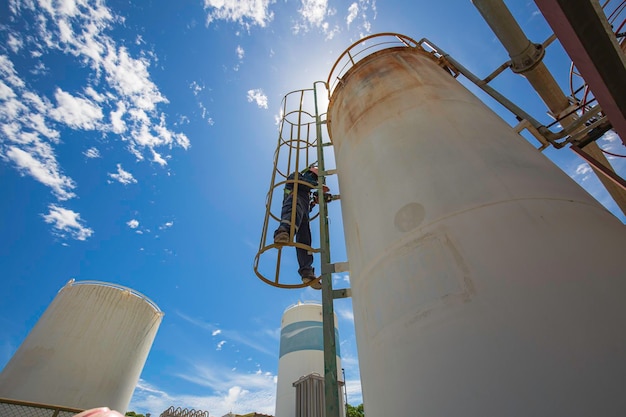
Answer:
[
  {"left": 0, "top": 280, "right": 163, "bottom": 412},
  {"left": 275, "top": 302, "right": 344, "bottom": 417},
  {"left": 327, "top": 34, "right": 626, "bottom": 417}
]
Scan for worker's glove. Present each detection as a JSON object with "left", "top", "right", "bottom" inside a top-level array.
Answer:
[
  {"left": 312, "top": 191, "right": 333, "bottom": 206},
  {"left": 311, "top": 191, "right": 320, "bottom": 205}
]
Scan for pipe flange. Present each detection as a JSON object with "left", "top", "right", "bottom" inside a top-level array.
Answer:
[{"left": 510, "top": 42, "right": 545, "bottom": 73}]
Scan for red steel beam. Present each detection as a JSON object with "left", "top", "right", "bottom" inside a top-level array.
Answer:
[
  {"left": 535, "top": 0, "right": 626, "bottom": 145},
  {"left": 571, "top": 145, "right": 626, "bottom": 190}
]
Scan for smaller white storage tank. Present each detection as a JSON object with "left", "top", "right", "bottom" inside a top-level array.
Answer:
[
  {"left": 0, "top": 280, "right": 163, "bottom": 412},
  {"left": 275, "top": 302, "right": 344, "bottom": 417}
]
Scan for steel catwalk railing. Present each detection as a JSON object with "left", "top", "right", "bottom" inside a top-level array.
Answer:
[{"left": 62, "top": 279, "right": 164, "bottom": 314}]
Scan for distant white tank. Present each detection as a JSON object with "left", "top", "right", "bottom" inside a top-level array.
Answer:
[
  {"left": 275, "top": 302, "right": 344, "bottom": 417},
  {"left": 0, "top": 280, "right": 163, "bottom": 412},
  {"left": 327, "top": 34, "right": 626, "bottom": 417}
]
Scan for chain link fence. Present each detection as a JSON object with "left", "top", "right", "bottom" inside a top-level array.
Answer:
[{"left": 0, "top": 397, "right": 83, "bottom": 417}]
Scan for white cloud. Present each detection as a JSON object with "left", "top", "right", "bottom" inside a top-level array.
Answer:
[
  {"left": 108, "top": 163, "right": 137, "bottom": 185},
  {"left": 83, "top": 147, "right": 101, "bottom": 158},
  {"left": 85, "top": 86, "right": 106, "bottom": 102},
  {"left": 7, "top": 34, "right": 23, "bottom": 53},
  {"left": 217, "top": 340, "right": 226, "bottom": 350},
  {"left": 212, "top": 329, "right": 222, "bottom": 336},
  {"left": 352, "top": 0, "right": 376, "bottom": 37},
  {"left": 597, "top": 130, "right": 626, "bottom": 162},
  {"left": 42, "top": 204, "right": 94, "bottom": 241},
  {"left": 190, "top": 81, "right": 204, "bottom": 96},
  {"left": 293, "top": 0, "right": 377, "bottom": 40},
  {"left": 0, "top": 58, "right": 76, "bottom": 202},
  {"left": 127, "top": 219, "right": 139, "bottom": 229},
  {"left": 0, "top": 0, "right": 189, "bottom": 214},
  {"left": 110, "top": 101, "right": 127, "bottom": 133},
  {"left": 236, "top": 45, "right": 245, "bottom": 60},
  {"left": 204, "top": 0, "right": 275, "bottom": 28},
  {"left": 49, "top": 90, "right": 102, "bottom": 131},
  {"left": 299, "top": 0, "right": 329, "bottom": 27},
  {"left": 336, "top": 306, "right": 354, "bottom": 322},
  {"left": 131, "top": 367, "right": 276, "bottom": 417},
  {"left": 176, "top": 363, "right": 276, "bottom": 412},
  {"left": 600, "top": 130, "right": 619, "bottom": 144},
  {"left": 347, "top": 3, "right": 359, "bottom": 26},
  {"left": 6, "top": 146, "right": 76, "bottom": 200},
  {"left": 345, "top": 378, "right": 363, "bottom": 406},
  {"left": 102, "top": 46, "right": 167, "bottom": 112},
  {"left": 27, "top": 113, "right": 59, "bottom": 142},
  {"left": 177, "top": 311, "right": 275, "bottom": 356},
  {"left": 247, "top": 89, "right": 268, "bottom": 109},
  {"left": 574, "top": 162, "right": 592, "bottom": 181},
  {"left": 0, "top": 81, "right": 14, "bottom": 101},
  {"left": 152, "top": 149, "right": 167, "bottom": 166},
  {"left": 0, "top": 55, "right": 25, "bottom": 88},
  {"left": 159, "top": 221, "right": 174, "bottom": 229}
]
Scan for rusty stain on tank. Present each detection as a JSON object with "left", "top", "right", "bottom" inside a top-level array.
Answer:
[{"left": 329, "top": 48, "right": 456, "bottom": 152}]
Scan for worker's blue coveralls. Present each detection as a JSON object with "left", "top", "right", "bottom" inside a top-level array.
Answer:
[{"left": 274, "top": 169, "right": 318, "bottom": 278}]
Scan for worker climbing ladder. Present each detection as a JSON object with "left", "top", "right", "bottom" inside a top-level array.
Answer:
[{"left": 254, "top": 82, "right": 348, "bottom": 417}]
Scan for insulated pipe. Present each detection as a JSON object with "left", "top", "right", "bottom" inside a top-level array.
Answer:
[
  {"left": 473, "top": 0, "right": 626, "bottom": 216},
  {"left": 472, "top": 0, "right": 569, "bottom": 109},
  {"left": 327, "top": 38, "right": 626, "bottom": 417}
]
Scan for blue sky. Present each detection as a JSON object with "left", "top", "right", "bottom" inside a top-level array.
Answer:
[{"left": 1, "top": 0, "right": 624, "bottom": 416}]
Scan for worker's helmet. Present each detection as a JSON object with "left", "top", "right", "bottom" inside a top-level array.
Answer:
[{"left": 309, "top": 166, "right": 319, "bottom": 176}]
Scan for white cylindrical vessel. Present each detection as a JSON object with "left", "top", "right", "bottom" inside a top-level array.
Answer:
[
  {"left": 275, "top": 302, "right": 344, "bottom": 417},
  {"left": 327, "top": 37, "right": 626, "bottom": 416},
  {"left": 0, "top": 280, "right": 163, "bottom": 412}
]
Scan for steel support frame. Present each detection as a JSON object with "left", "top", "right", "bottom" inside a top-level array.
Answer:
[
  {"left": 314, "top": 81, "right": 342, "bottom": 417},
  {"left": 534, "top": 0, "right": 626, "bottom": 146}
]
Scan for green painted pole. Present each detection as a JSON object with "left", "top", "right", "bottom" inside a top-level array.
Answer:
[{"left": 314, "top": 81, "right": 340, "bottom": 417}]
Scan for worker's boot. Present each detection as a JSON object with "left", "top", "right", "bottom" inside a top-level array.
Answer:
[
  {"left": 301, "top": 270, "right": 321, "bottom": 290},
  {"left": 273, "top": 229, "right": 290, "bottom": 244}
]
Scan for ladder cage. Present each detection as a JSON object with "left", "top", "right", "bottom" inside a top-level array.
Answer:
[{"left": 254, "top": 86, "right": 331, "bottom": 288}]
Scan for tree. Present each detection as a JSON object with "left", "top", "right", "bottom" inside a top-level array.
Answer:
[
  {"left": 125, "top": 412, "right": 145, "bottom": 417},
  {"left": 346, "top": 403, "right": 364, "bottom": 417}
]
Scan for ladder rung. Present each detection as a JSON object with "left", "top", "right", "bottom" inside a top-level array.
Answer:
[
  {"left": 332, "top": 288, "right": 351, "bottom": 299},
  {"left": 323, "top": 261, "right": 349, "bottom": 274}
]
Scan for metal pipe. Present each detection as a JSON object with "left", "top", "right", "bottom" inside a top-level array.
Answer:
[
  {"left": 473, "top": 0, "right": 626, "bottom": 216},
  {"left": 473, "top": 0, "right": 568, "bottom": 110},
  {"left": 472, "top": 0, "right": 546, "bottom": 73}
]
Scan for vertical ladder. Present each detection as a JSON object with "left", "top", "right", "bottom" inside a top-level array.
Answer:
[{"left": 254, "top": 82, "right": 349, "bottom": 417}]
